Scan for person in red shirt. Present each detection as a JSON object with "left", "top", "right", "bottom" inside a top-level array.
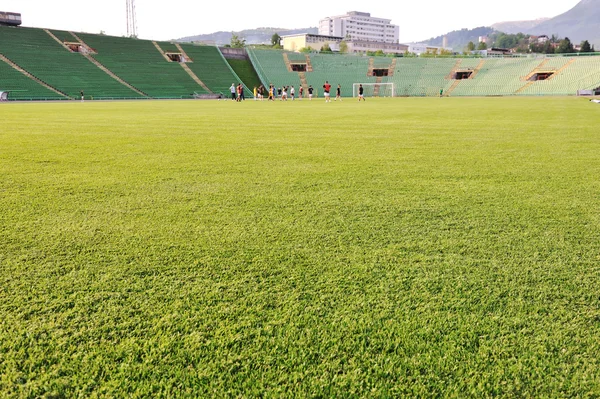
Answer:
[{"left": 323, "top": 81, "right": 331, "bottom": 103}]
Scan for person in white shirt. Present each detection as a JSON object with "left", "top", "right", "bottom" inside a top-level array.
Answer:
[
  {"left": 290, "top": 85, "right": 295, "bottom": 100},
  {"left": 230, "top": 84, "right": 236, "bottom": 100}
]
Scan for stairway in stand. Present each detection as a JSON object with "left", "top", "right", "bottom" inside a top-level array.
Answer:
[
  {"left": 152, "top": 41, "right": 172, "bottom": 62},
  {"left": 68, "top": 32, "right": 95, "bottom": 53},
  {"left": 470, "top": 59, "right": 486, "bottom": 79},
  {"left": 446, "top": 59, "right": 462, "bottom": 79},
  {"left": 388, "top": 58, "right": 396, "bottom": 77},
  {"left": 445, "top": 80, "right": 461, "bottom": 96},
  {"left": 374, "top": 76, "right": 383, "bottom": 96},
  {"left": 367, "top": 58, "right": 374, "bottom": 76},
  {"left": 174, "top": 43, "right": 193, "bottom": 62},
  {"left": 298, "top": 71, "right": 308, "bottom": 93},
  {"left": 0, "top": 53, "right": 71, "bottom": 98},
  {"left": 180, "top": 63, "right": 212, "bottom": 93},
  {"left": 304, "top": 55, "right": 313, "bottom": 72},
  {"left": 282, "top": 53, "right": 292, "bottom": 72},
  {"left": 43, "top": 29, "right": 73, "bottom": 52},
  {"left": 81, "top": 53, "right": 148, "bottom": 97}
]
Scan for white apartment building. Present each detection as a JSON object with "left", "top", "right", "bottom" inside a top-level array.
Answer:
[{"left": 319, "top": 11, "right": 399, "bottom": 44}]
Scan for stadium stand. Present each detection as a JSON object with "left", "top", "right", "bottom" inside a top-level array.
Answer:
[
  {"left": 247, "top": 48, "right": 302, "bottom": 91},
  {"left": 451, "top": 58, "right": 541, "bottom": 97},
  {"left": 518, "top": 56, "right": 600, "bottom": 96},
  {"left": 2, "top": 24, "right": 600, "bottom": 101},
  {"left": 0, "top": 52, "right": 63, "bottom": 100},
  {"left": 225, "top": 58, "right": 263, "bottom": 93},
  {"left": 387, "top": 58, "right": 456, "bottom": 97},
  {"left": 305, "top": 53, "right": 376, "bottom": 96},
  {"left": 177, "top": 44, "right": 247, "bottom": 95},
  {"left": 77, "top": 32, "right": 208, "bottom": 98},
  {"left": 0, "top": 26, "right": 143, "bottom": 99}
]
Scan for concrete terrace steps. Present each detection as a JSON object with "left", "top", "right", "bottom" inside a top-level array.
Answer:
[
  {"left": 68, "top": 32, "right": 96, "bottom": 53},
  {"left": 152, "top": 41, "right": 172, "bottom": 62},
  {"left": 445, "top": 79, "right": 461, "bottom": 96},
  {"left": 43, "top": 29, "right": 73, "bottom": 52},
  {"left": 446, "top": 59, "right": 462, "bottom": 79},
  {"left": 180, "top": 63, "right": 212, "bottom": 93},
  {"left": 305, "top": 55, "right": 313, "bottom": 72},
  {"left": 174, "top": 43, "right": 192, "bottom": 62},
  {"left": 81, "top": 53, "right": 149, "bottom": 97},
  {"left": 0, "top": 53, "right": 71, "bottom": 98}
]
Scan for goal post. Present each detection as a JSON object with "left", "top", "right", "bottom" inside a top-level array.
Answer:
[{"left": 352, "top": 83, "right": 395, "bottom": 98}]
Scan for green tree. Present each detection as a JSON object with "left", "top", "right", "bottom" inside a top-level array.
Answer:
[
  {"left": 467, "top": 41, "right": 475, "bottom": 51},
  {"left": 320, "top": 43, "right": 331, "bottom": 53},
  {"left": 556, "top": 37, "right": 574, "bottom": 54},
  {"left": 298, "top": 47, "right": 312, "bottom": 53},
  {"left": 477, "top": 41, "right": 488, "bottom": 50},
  {"left": 271, "top": 33, "right": 281, "bottom": 47},
  {"left": 339, "top": 41, "right": 348, "bottom": 54},
  {"left": 580, "top": 40, "right": 592, "bottom": 53},
  {"left": 374, "top": 49, "right": 385, "bottom": 56},
  {"left": 230, "top": 33, "right": 246, "bottom": 48}
]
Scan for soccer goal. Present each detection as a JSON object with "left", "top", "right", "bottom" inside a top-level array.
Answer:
[{"left": 353, "top": 83, "right": 395, "bottom": 98}]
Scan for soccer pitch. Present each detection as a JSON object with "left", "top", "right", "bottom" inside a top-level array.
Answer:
[{"left": 1, "top": 98, "right": 600, "bottom": 397}]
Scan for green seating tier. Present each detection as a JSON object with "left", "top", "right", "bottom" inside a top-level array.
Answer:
[
  {"left": 451, "top": 58, "right": 540, "bottom": 97},
  {"left": 0, "top": 26, "right": 143, "bottom": 99},
  {"left": 77, "top": 33, "right": 208, "bottom": 98},
  {"left": 519, "top": 57, "right": 600, "bottom": 95},
  {"left": 247, "top": 48, "right": 302, "bottom": 91},
  {"left": 305, "top": 54, "right": 374, "bottom": 97},
  {"left": 0, "top": 56, "right": 63, "bottom": 100},
  {"left": 388, "top": 58, "right": 456, "bottom": 97},
  {"left": 177, "top": 44, "right": 243, "bottom": 95},
  {"left": 226, "top": 58, "right": 263, "bottom": 92}
]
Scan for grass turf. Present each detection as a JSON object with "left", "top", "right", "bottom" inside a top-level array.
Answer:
[{"left": 1, "top": 97, "right": 600, "bottom": 397}]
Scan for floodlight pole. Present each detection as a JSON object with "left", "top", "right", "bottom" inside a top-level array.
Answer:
[{"left": 126, "top": 0, "right": 138, "bottom": 38}]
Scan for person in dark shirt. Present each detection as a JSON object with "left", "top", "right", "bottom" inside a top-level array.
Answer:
[
  {"left": 80, "top": 90, "right": 84, "bottom": 102},
  {"left": 335, "top": 84, "right": 341, "bottom": 101},
  {"left": 308, "top": 85, "right": 314, "bottom": 101},
  {"left": 358, "top": 84, "right": 365, "bottom": 101}
]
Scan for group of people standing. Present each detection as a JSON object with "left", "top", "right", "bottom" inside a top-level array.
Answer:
[
  {"left": 230, "top": 81, "right": 365, "bottom": 102},
  {"left": 229, "top": 83, "right": 246, "bottom": 101}
]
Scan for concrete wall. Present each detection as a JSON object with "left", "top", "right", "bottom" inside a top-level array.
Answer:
[{"left": 219, "top": 47, "right": 247, "bottom": 59}]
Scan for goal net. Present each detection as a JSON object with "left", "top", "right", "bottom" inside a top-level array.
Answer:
[{"left": 352, "top": 83, "right": 395, "bottom": 98}]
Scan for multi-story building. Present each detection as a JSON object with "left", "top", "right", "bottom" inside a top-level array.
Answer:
[{"left": 319, "top": 11, "right": 399, "bottom": 44}]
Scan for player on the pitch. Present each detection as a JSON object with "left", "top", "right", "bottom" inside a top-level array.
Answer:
[
  {"left": 323, "top": 81, "right": 331, "bottom": 103},
  {"left": 358, "top": 84, "right": 365, "bottom": 101}
]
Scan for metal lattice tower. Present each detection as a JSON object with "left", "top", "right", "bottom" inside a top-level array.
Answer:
[{"left": 126, "top": 0, "right": 138, "bottom": 38}]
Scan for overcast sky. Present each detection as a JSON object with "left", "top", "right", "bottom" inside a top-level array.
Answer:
[{"left": 2, "top": 0, "right": 581, "bottom": 43}]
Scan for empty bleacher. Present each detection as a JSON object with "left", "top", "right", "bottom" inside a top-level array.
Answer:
[
  {"left": 305, "top": 53, "right": 375, "bottom": 96},
  {"left": 177, "top": 44, "right": 245, "bottom": 95},
  {"left": 247, "top": 48, "right": 302, "bottom": 91},
  {"left": 77, "top": 33, "right": 208, "bottom": 98},
  {"left": 388, "top": 58, "right": 456, "bottom": 97},
  {"left": 0, "top": 26, "right": 143, "bottom": 99},
  {"left": 2, "top": 25, "right": 600, "bottom": 101},
  {"left": 0, "top": 54, "right": 63, "bottom": 100},
  {"left": 451, "top": 58, "right": 540, "bottom": 97},
  {"left": 518, "top": 57, "right": 600, "bottom": 96}
]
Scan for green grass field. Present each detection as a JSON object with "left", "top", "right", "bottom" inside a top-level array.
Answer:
[{"left": 1, "top": 97, "right": 600, "bottom": 397}]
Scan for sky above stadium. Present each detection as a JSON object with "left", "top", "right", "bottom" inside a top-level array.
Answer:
[{"left": 3, "top": 0, "right": 581, "bottom": 43}]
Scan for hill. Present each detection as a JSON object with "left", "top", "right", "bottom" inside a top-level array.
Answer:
[
  {"left": 423, "top": 26, "right": 496, "bottom": 52},
  {"left": 527, "top": 0, "right": 600, "bottom": 45},
  {"left": 178, "top": 27, "right": 318, "bottom": 45},
  {"left": 491, "top": 18, "right": 549, "bottom": 34}
]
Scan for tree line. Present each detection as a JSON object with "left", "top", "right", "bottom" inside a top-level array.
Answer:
[{"left": 466, "top": 32, "right": 596, "bottom": 54}]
